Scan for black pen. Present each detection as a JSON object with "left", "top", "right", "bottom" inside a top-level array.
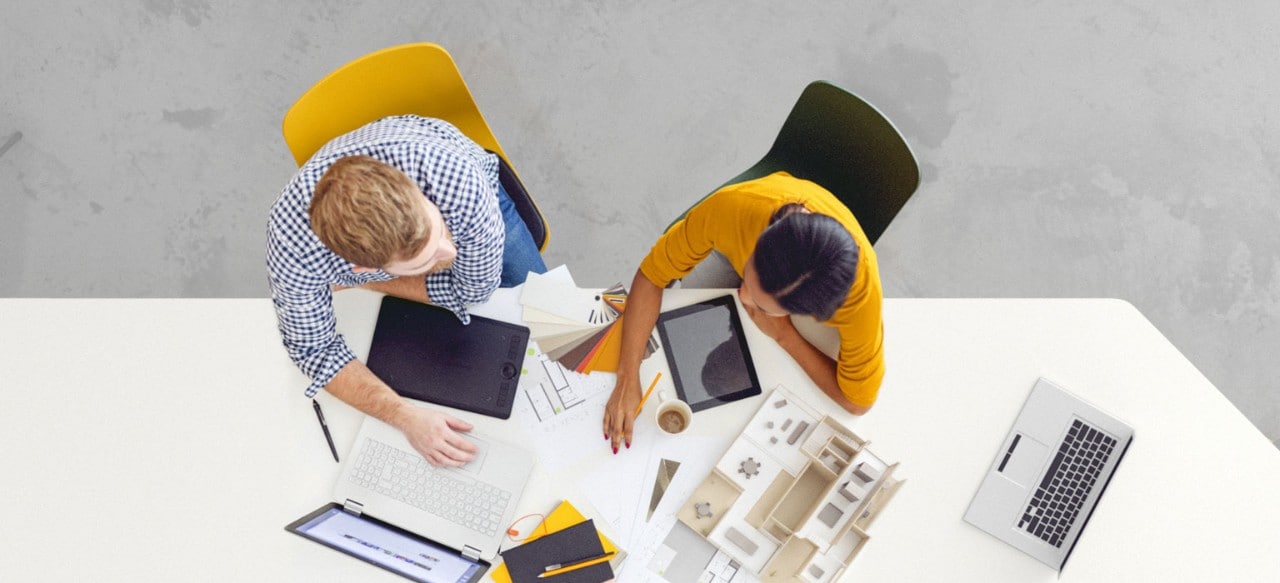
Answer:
[{"left": 313, "top": 399, "right": 340, "bottom": 462}]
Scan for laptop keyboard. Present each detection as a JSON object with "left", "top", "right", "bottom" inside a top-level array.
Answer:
[
  {"left": 349, "top": 438, "right": 513, "bottom": 537},
  {"left": 1018, "top": 419, "right": 1117, "bottom": 547}
]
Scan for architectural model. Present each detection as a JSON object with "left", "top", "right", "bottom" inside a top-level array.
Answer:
[{"left": 677, "top": 388, "right": 904, "bottom": 582}]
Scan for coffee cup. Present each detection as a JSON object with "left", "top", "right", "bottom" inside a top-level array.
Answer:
[{"left": 654, "top": 390, "right": 693, "bottom": 435}]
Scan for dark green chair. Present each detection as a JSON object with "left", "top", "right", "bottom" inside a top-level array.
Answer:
[{"left": 670, "top": 81, "right": 920, "bottom": 245}]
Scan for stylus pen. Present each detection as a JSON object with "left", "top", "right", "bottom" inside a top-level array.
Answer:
[
  {"left": 633, "top": 372, "right": 663, "bottom": 417},
  {"left": 313, "top": 399, "right": 340, "bottom": 462},
  {"left": 538, "top": 551, "right": 616, "bottom": 578}
]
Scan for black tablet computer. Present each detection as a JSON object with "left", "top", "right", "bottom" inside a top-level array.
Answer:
[
  {"left": 654, "top": 294, "right": 762, "bottom": 412},
  {"left": 366, "top": 296, "right": 530, "bottom": 419},
  {"left": 286, "top": 503, "right": 489, "bottom": 583}
]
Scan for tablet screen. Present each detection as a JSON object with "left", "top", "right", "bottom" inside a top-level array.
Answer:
[
  {"left": 655, "top": 295, "right": 762, "bottom": 412},
  {"left": 287, "top": 504, "right": 488, "bottom": 583}
]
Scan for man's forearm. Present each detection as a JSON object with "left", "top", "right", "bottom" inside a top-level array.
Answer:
[
  {"left": 324, "top": 359, "right": 412, "bottom": 428},
  {"left": 325, "top": 357, "right": 478, "bottom": 467},
  {"left": 356, "top": 275, "right": 430, "bottom": 304}
]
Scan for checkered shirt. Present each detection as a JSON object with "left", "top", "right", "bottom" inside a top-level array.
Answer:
[{"left": 266, "top": 115, "right": 504, "bottom": 397}]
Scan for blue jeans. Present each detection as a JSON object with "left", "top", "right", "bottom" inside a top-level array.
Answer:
[{"left": 495, "top": 181, "right": 547, "bottom": 287}]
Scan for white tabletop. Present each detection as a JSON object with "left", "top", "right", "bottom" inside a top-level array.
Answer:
[{"left": 1, "top": 294, "right": 1276, "bottom": 581}]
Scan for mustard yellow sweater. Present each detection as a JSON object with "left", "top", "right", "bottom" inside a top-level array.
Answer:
[{"left": 640, "top": 172, "right": 885, "bottom": 406}]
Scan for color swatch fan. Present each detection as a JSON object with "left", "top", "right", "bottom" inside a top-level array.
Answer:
[{"left": 519, "top": 273, "right": 653, "bottom": 374}]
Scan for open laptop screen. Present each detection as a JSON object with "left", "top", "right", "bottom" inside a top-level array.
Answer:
[{"left": 287, "top": 504, "right": 488, "bottom": 583}]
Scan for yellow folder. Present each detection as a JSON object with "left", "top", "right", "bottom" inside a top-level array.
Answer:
[{"left": 490, "top": 500, "right": 622, "bottom": 583}]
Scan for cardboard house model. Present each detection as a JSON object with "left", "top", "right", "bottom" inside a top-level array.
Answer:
[{"left": 677, "top": 388, "right": 904, "bottom": 582}]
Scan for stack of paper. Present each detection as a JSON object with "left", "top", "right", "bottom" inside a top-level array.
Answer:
[{"left": 520, "top": 269, "right": 652, "bottom": 374}]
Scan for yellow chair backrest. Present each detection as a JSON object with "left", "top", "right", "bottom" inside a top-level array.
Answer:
[{"left": 282, "top": 42, "right": 509, "bottom": 167}]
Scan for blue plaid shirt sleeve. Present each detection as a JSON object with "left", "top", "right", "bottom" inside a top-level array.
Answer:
[
  {"left": 420, "top": 148, "right": 505, "bottom": 319},
  {"left": 266, "top": 226, "right": 356, "bottom": 397},
  {"left": 266, "top": 115, "right": 506, "bottom": 393}
]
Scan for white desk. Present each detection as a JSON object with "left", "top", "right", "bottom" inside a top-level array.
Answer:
[{"left": 1, "top": 295, "right": 1277, "bottom": 581}]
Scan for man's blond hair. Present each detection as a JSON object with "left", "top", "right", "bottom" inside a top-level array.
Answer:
[{"left": 309, "top": 155, "right": 431, "bottom": 267}]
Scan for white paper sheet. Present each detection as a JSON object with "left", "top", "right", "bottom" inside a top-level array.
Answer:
[
  {"left": 523, "top": 305, "right": 589, "bottom": 327},
  {"left": 590, "top": 433, "right": 735, "bottom": 582},
  {"left": 521, "top": 268, "right": 628, "bottom": 336},
  {"left": 513, "top": 348, "right": 619, "bottom": 471},
  {"left": 465, "top": 287, "right": 525, "bottom": 323},
  {"left": 520, "top": 269, "right": 613, "bottom": 324}
]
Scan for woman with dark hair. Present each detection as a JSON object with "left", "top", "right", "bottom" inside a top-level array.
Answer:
[
  {"left": 752, "top": 204, "right": 860, "bottom": 321},
  {"left": 603, "top": 172, "right": 884, "bottom": 454}
]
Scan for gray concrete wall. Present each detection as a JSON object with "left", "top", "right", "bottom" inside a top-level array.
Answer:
[{"left": 3, "top": 1, "right": 1276, "bottom": 446}]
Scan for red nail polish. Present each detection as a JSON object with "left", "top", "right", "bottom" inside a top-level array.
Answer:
[
  {"left": 625, "top": 442, "right": 631, "bottom": 449},
  {"left": 604, "top": 433, "right": 609, "bottom": 440},
  {"left": 612, "top": 446, "right": 618, "bottom": 454}
]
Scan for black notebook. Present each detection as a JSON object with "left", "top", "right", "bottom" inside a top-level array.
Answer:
[
  {"left": 500, "top": 520, "right": 612, "bottom": 583},
  {"left": 366, "top": 296, "right": 530, "bottom": 419}
]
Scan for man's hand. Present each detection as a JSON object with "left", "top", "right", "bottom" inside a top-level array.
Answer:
[
  {"left": 393, "top": 406, "right": 479, "bottom": 467},
  {"left": 603, "top": 373, "right": 642, "bottom": 454},
  {"left": 325, "top": 361, "right": 479, "bottom": 466}
]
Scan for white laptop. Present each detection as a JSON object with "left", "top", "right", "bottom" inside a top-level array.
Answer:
[
  {"left": 331, "top": 415, "right": 533, "bottom": 562},
  {"left": 964, "top": 378, "right": 1133, "bottom": 571}
]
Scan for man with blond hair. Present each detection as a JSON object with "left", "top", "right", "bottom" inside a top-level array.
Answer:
[{"left": 267, "top": 115, "right": 545, "bottom": 467}]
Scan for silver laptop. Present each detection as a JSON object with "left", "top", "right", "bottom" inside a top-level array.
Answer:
[
  {"left": 964, "top": 378, "right": 1133, "bottom": 571},
  {"left": 332, "top": 415, "right": 534, "bottom": 561}
]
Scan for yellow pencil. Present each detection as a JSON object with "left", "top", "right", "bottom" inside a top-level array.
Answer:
[
  {"left": 633, "top": 372, "right": 663, "bottom": 417},
  {"left": 538, "top": 552, "right": 617, "bottom": 578}
]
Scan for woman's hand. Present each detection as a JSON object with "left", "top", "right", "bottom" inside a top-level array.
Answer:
[
  {"left": 602, "top": 372, "right": 642, "bottom": 454},
  {"left": 742, "top": 301, "right": 798, "bottom": 342}
]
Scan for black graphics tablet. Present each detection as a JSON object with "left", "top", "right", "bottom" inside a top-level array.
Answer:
[
  {"left": 654, "top": 294, "right": 762, "bottom": 412},
  {"left": 286, "top": 503, "right": 489, "bottom": 583},
  {"left": 365, "top": 296, "right": 530, "bottom": 419}
]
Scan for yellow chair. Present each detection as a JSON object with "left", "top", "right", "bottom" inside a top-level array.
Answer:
[{"left": 282, "top": 42, "right": 549, "bottom": 250}]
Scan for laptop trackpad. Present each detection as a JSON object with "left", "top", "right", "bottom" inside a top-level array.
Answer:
[
  {"left": 456, "top": 435, "right": 490, "bottom": 476},
  {"left": 1000, "top": 433, "right": 1050, "bottom": 488}
]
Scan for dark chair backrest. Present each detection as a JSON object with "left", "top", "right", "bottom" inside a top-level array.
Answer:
[
  {"left": 673, "top": 82, "right": 920, "bottom": 245},
  {"left": 492, "top": 152, "right": 547, "bottom": 250},
  {"left": 749, "top": 82, "right": 920, "bottom": 244}
]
